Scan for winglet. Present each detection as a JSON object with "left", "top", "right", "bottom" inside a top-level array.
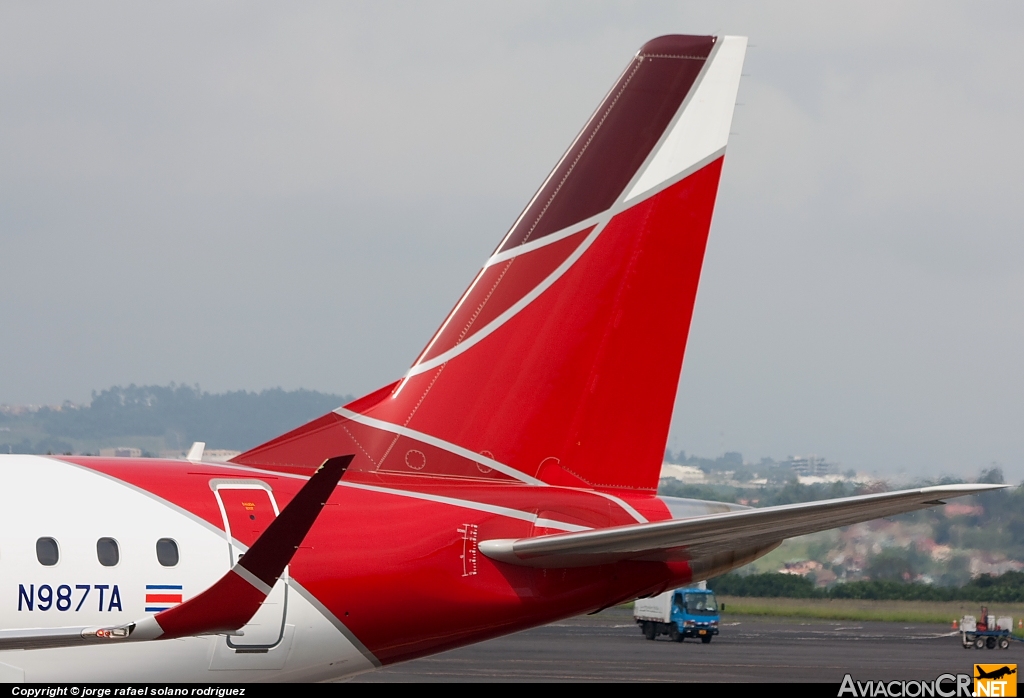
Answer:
[{"left": 134, "top": 454, "right": 352, "bottom": 640}]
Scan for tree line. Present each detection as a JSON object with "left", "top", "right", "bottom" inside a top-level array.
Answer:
[
  {"left": 708, "top": 571, "right": 1024, "bottom": 602},
  {"left": 1, "top": 384, "right": 350, "bottom": 453}
]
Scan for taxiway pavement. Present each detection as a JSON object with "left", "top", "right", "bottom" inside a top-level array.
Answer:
[{"left": 351, "top": 607, "right": 1014, "bottom": 682}]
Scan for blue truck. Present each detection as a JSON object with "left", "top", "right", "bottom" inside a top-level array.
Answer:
[{"left": 634, "top": 587, "right": 720, "bottom": 643}]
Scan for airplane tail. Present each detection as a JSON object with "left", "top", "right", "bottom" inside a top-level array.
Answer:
[{"left": 233, "top": 35, "right": 748, "bottom": 494}]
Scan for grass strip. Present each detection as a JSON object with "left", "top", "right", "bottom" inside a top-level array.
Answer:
[{"left": 719, "top": 596, "right": 1024, "bottom": 626}]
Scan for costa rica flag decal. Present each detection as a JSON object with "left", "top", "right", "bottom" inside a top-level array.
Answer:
[{"left": 145, "top": 584, "right": 183, "bottom": 612}]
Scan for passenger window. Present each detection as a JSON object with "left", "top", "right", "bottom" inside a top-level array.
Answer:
[
  {"left": 36, "top": 537, "right": 59, "bottom": 566},
  {"left": 156, "top": 538, "right": 179, "bottom": 567},
  {"left": 97, "top": 537, "right": 120, "bottom": 567}
]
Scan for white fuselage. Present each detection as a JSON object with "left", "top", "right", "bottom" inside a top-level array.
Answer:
[{"left": 0, "top": 455, "right": 373, "bottom": 682}]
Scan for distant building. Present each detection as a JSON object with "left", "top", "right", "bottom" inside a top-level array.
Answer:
[
  {"left": 779, "top": 560, "right": 822, "bottom": 576},
  {"left": 944, "top": 502, "right": 984, "bottom": 518},
  {"left": 0, "top": 402, "right": 84, "bottom": 415},
  {"left": 160, "top": 449, "right": 242, "bottom": 462},
  {"left": 784, "top": 455, "right": 835, "bottom": 477},
  {"left": 204, "top": 450, "right": 241, "bottom": 462},
  {"left": 970, "top": 557, "right": 1024, "bottom": 578},
  {"left": 796, "top": 474, "right": 847, "bottom": 485},
  {"left": 99, "top": 447, "right": 142, "bottom": 458},
  {"left": 660, "top": 463, "right": 707, "bottom": 483}
]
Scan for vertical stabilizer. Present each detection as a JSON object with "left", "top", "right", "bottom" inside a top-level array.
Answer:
[{"left": 235, "top": 36, "right": 748, "bottom": 493}]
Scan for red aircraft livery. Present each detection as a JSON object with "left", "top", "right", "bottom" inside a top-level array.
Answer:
[{"left": 0, "top": 35, "right": 1001, "bottom": 682}]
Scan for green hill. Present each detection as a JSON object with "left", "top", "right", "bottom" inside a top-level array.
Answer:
[{"left": 0, "top": 384, "right": 351, "bottom": 455}]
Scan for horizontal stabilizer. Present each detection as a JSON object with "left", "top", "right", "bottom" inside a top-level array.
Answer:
[
  {"left": 479, "top": 484, "right": 1007, "bottom": 568},
  {"left": 0, "top": 455, "right": 351, "bottom": 651}
]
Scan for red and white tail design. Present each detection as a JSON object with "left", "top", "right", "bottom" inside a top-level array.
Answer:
[{"left": 234, "top": 35, "right": 747, "bottom": 493}]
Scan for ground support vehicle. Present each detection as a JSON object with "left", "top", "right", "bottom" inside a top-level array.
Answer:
[
  {"left": 960, "top": 611, "right": 1017, "bottom": 650},
  {"left": 634, "top": 587, "right": 720, "bottom": 643}
]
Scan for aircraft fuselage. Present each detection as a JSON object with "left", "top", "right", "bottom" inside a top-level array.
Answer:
[{"left": 0, "top": 454, "right": 693, "bottom": 681}]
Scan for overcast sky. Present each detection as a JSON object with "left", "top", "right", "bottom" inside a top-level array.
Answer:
[{"left": 1, "top": 2, "right": 1022, "bottom": 480}]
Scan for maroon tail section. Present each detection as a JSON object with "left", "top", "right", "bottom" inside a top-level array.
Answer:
[{"left": 234, "top": 35, "right": 732, "bottom": 493}]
